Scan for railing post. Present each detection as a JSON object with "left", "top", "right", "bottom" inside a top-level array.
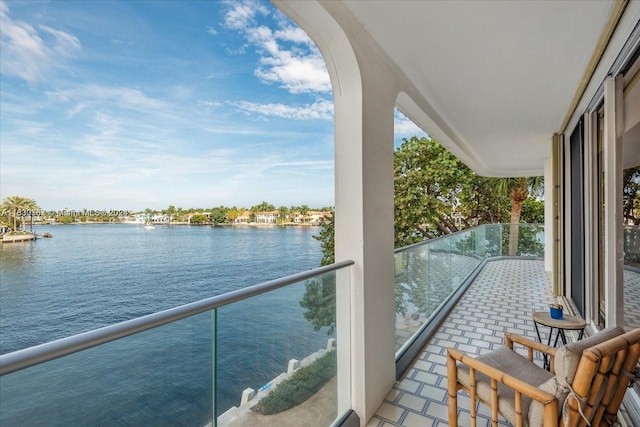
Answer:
[{"left": 212, "top": 308, "right": 217, "bottom": 424}]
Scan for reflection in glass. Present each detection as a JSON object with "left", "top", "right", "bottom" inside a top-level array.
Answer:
[{"left": 394, "top": 224, "right": 544, "bottom": 352}]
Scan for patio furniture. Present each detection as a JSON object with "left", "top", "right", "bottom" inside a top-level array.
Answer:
[
  {"left": 532, "top": 311, "right": 587, "bottom": 370},
  {"left": 447, "top": 326, "right": 640, "bottom": 427}
]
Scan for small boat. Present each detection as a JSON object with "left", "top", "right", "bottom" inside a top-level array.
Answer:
[
  {"left": 143, "top": 221, "right": 155, "bottom": 230},
  {"left": 42, "top": 232, "right": 53, "bottom": 238}
]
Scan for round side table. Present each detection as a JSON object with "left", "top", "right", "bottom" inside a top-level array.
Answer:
[{"left": 532, "top": 311, "right": 586, "bottom": 370}]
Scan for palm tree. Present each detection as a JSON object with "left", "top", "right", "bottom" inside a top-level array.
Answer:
[
  {"left": 166, "top": 205, "right": 177, "bottom": 222},
  {"left": 26, "top": 199, "right": 39, "bottom": 231},
  {"left": 278, "top": 206, "right": 289, "bottom": 224},
  {"left": 492, "top": 177, "right": 543, "bottom": 256},
  {"left": 299, "top": 204, "right": 310, "bottom": 223},
  {"left": 251, "top": 201, "right": 275, "bottom": 214},
  {"left": 225, "top": 207, "right": 245, "bottom": 223},
  {"left": 0, "top": 196, "right": 37, "bottom": 233}
]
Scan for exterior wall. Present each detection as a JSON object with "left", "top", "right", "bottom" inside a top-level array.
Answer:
[{"left": 560, "top": 6, "right": 639, "bottom": 332}]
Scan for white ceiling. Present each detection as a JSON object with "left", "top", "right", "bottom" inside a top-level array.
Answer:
[{"left": 341, "top": 0, "right": 617, "bottom": 176}]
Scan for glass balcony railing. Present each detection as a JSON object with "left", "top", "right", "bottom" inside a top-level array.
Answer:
[
  {"left": 624, "top": 225, "right": 640, "bottom": 268},
  {"left": 624, "top": 226, "right": 640, "bottom": 330},
  {"left": 394, "top": 224, "right": 544, "bottom": 353},
  {"left": 0, "top": 261, "right": 353, "bottom": 427}
]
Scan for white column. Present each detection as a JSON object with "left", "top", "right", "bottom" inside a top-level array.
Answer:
[
  {"left": 603, "top": 75, "right": 624, "bottom": 327},
  {"left": 270, "top": 2, "right": 400, "bottom": 423},
  {"left": 334, "top": 69, "right": 397, "bottom": 423}
]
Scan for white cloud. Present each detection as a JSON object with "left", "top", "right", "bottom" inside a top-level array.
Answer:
[
  {"left": 46, "top": 85, "right": 167, "bottom": 112},
  {"left": 232, "top": 99, "right": 333, "bottom": 120},
  {"left": 221, "top": 1, "right": 330, "bottom": 94},
  {"left": 66, "top": 103, "right": 87, "bottom": 118},
  {"left": 92, "top": 112, "right": 120, "bottom": 136},
  {"left": 222, "top": 0, "right": 268, "bottom": 30},
  {"left": 0, "top": 1, "right": 337, "bottom": 210},
  {"left": 206, "top": 25, "right": 218, "bottom": 36},
  {"left": 111, "top": 38, "right": 133, "bottom": 46},
  {"left": 269, "top": 160, "right": 333, "bottom": 172},
  {"left": 40, "top": 25, "right": 81, "bottom": 56},
  {"left": 274, "top": 27, "right": 313, "bottom": 45},
  {"left": 394, "top": 111, "right": 428, "bottom": 137},
  {"left": 255, "top": 49, "right": 330, "bottom": 94},
  {"left": 0, "top": 2, "right": 80, "bottom": 83},
  {"left": 199, "top": 100, "right": 223, "bottom": 108}
]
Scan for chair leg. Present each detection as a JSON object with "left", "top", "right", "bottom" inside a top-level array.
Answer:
[{"left": 447, "top": 351, "right": 459, "bottom": 426}]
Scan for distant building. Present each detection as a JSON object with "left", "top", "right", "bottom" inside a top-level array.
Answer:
[{"left": 255, "top": 210, "right": 279, "bottom": 223}]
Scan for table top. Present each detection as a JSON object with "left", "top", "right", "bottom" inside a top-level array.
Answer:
[{"left": 532, "top": 311, "right": 587, "bottom": 329}]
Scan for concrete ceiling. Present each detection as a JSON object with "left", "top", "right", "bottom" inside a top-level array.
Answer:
[{"left": 340, "top": 0, "right": 617, "bottom": 176}]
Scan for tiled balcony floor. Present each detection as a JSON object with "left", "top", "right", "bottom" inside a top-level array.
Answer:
[
  {"left": 368, "top": 259, "right": 565, "bottom": 427},
  {"left": 625, "top": 267, "right": 640, "bottom": 330}
]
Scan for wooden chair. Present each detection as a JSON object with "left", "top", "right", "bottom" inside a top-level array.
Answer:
[{"left": 447, "top": 327, "right": 640, "bottom": 427}]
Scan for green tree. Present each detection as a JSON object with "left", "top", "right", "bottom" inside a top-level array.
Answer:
[
  {"left": 209, "top": 206, "right": 228, "bottom": 224},
  {"left": 299, "top": 211, "right": 336, "bottom": 334},
  {"left": 303, "top": 137, "right": 546, "bottom": 331},
  {"left": 314, "top": 211, "right": 335, "bottom": 266},
  {"left": 299, "top": 204, "right": 309, "bottom": 221},
  {"left": 165, "top": 205, "right": 177, "bottom": 221},
  {"left": 25, "top": 199, "right": 40, "bottom": 231},
  {"left": 394, "top": 136, "right": 476, "bottom": 247},
  {"left": 190, "top": 213, "right": 209, "bottom": 224},
  {"left": 226, "top": 207, "right": 245, "bottom": 223},
  {"left": 252, "top": 201, "right": 275, "bottom": 212},
  {"left": 278, "top": 206, "right": 290, "bottom": 224},
  {"left": 299, "top": 275, "right": 336, "bottom": 334},
  {"left": 458, "top": 177, "right": 510, "bottom": 226},
  {"left": 59, "top": 215, "right": 74, "bottom": 224},
  {"left": 0, "top": 196, "right": 38, "bottom": 232},
  {"left": 623, "top": 167, "right": 639, "bottom": 225},
  {"left": 521, "top": 198, "right": 545, "bottom": 224},
  {"left": 491, "top": 177, "right": 543, "bottom": 256}
]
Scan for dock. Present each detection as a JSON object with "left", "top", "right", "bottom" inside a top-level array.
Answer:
[{"left": 1, "top": 233, "right": 37, "bottom": 243}]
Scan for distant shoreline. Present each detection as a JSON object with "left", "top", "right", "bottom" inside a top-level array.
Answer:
[{"left": 31, "top": 222, "right": 321, "bottom": 227}]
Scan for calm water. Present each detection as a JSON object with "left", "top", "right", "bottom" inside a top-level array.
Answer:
[{"left": 0, "top": 224, "right": 331, "bottom": 425}]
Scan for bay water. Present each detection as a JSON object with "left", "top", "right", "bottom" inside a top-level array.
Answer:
[{"left": 0, "top": 224, "right": 331, "bottom": 425}]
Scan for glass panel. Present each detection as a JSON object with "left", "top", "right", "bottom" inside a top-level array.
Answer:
[
  {"left": 0, "top": 266, "right": 352, "bottom": 427},
  {"left": 393, "top": 224, "right": 545, "bottom": 353},
  {"left": 597, "top": 106, "right": 606, "bottom": 327},
  {"left": 427, "top": 234, "right": 452, "bottom": 308},
  {"left": 394, "top": 229, "right": 480, "bottom": 352},
  {"left": 216, "top": 269, "right": 349, "bottom": 427},
  {"left": 0, "top": 312, "right": 215, "bottom": 426},
  {"left": 483, "top": 224, "right": 504, "bottom": 257},
  {"left": 394, "top": 244, "right": 430, "bottom": 350},
  {"left": 449, "top": 229, "right": 478, "bottom": 287},
  {"left": 516, "top": 224, "right": 545, "bottom": 257},
  {"left": 624, "top": 227, "right": 640, "bottom": 330}
]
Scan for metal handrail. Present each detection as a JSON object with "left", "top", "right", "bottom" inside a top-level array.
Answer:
[{"left": 0, "top": 260, "right": 355, "bottom": 376}]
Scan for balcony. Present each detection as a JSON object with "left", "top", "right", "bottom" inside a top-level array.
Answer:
[
  {"left": 1, "top": 225, "right": 638, "bottom": 426},
  {"left": 372, "top": 227, "right": 640, "bottom": 427}
]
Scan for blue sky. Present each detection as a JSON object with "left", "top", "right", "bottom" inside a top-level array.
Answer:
[{"left": 1, "top": 0, "right": 424, "bottom": 211}]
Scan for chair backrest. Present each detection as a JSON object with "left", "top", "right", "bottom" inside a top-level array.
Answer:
[{"left": 563, "top": 328, "right": 640, "bottom": 427}]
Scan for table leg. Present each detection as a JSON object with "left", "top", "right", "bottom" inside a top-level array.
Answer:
[
  {"left": 552, "top": 328, "right": 562, "bottom": 347},
  {"left": 534, "top": 321, "right": 542, "bottom": 343},
  {"left": 534, "top": 322, "right": 552, "bottom": 370},
  {"left": 558, "top": 329, "right": 567, "bottom": 346}
]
